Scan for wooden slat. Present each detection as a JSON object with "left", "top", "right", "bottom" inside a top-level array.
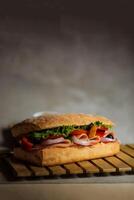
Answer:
[
  {"left": 127, "top": 144, "right": 134, "bottom": 149},
  {"left": 48, "top": 165, "right": 66, "bottom": 175},
  {"left": 105, "top": 156, "right": 132, "bottom": 172},
  {"left": 91, "top": 158, "right": 116, "bottom": 172},
  {"left": 116, "top": 151, "right": 134, "bottom": 169},
  {"left": 77, "top": 161, "right": 100, "bottom": 173},
  {"left": 63, "top": 163, "right": 83, "bottom": 174},
  {"left": 2, "top": 144, "right": 134, "bottom": 178},
  {"left": 28, "top": 165, "right": 50, "bottom": 176},
  {"left": 121, "top": 145, "right": 134, "bottom": 157},
  {"left": 6, "top": 158, "right": 32, "bottom": 177}
]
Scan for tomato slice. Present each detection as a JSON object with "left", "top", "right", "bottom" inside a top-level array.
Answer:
[
  {"left": 21, "top": 137, "right": 33, "bottom": 151},
  {"left": 96, "top": 129, "right": 106, "bottom": 138},
  {"left": 71, "top": 129, "right": 87, "bottom": 135}
]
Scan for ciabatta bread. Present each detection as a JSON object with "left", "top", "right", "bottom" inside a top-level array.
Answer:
[
  {"left": 11, "top": 113, "right": 114, "bottom": 137},
  {"left": 14, "top": 141, "right": 120, "bottom": 166}
]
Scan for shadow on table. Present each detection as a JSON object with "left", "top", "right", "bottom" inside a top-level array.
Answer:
[{"left": 0, "top": 127, "right": 15, "bottom": 149}]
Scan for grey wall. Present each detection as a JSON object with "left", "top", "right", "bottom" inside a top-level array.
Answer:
[{"left": 0, "top": 1, "right": 134, "bottom": 144}]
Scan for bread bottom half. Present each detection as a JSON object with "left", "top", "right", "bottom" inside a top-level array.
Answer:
[{"left": 14, "top": 141, "right": 120, "bottom": 166}]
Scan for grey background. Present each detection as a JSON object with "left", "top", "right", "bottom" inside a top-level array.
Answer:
[{"left": 0, "top": 0, "right": 134, "bottom": 144}]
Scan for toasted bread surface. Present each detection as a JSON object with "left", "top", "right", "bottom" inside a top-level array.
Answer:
[
  {"left": 11, "top": 113, "right": 114, "bottom": 137},
  {"left": 14, "top": 141, "right": 120, "bottom": 166}
]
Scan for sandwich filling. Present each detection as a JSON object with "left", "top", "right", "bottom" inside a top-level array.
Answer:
[{"left": 18, "top": 121, "right": 117, "bottom": 151}]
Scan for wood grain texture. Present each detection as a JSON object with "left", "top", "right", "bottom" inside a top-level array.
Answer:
[
  {"left": 115, "top": 151, "right": 134, "bottom": 169},
  {"left": 91, "top": 158, "right": 116, "bottom": 172},
  {"left": 104, "top": 156, "right": 132, "bottom": 172},
  {"left": 48, "top": 165, "right": 66, "bottom": 175},
  {"left": 77, "top": 161, "right": 100, "bottom": 173},
  {"left": 28, "top": 165, "right": 49, "bottom": 176},
  {"left": 127, "top": 144, "right": 134, "bottom": 149},
  {"left": 63, "top": 163, "right": 83, "bottom": 174},
  {"left": 121, "top": 145, "right": 134, "bottom": 158},
  {"left": 6, "top": 158, "right": 32, "bottom": 177},
  {"left": 1, "top": 144, "right": 134, "bottom": 178}
]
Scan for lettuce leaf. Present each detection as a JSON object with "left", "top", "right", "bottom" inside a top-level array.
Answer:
[{"left": 28, "top": 121, "right": 113, "bottom": 140}]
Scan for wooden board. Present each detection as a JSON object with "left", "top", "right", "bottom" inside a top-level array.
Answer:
[
  {"left": 1, "top": 144, "right": 134, "bottom": 179},
  {"left": 127, "top": 144, "right": 134, "bottom": 149},
  {"left": 4, "top": 158, "right": 32, "bottom": 177},
  {"left": 91, "top": 158, "right": 116, "bottom": 172},
  {"left": 104, "top": 156, "right": 131, "bottom": 172},
  {"left": 120, "top": 145, "right": 134, "bottom": 157},
  {"left": 28, "top": 165, "right": 49, "bottom": 176},
  {"left": 77, "top": 161, "right": 100, "bottom": 173},
  {"left": 63, "top": 163, "right": 83, "bottom": 174},
  {"left": 49, "top": 166, "right": 66, "bottom": 175},
  {"left": 116, "top": 151, "right": 134, "bottom": 170}
]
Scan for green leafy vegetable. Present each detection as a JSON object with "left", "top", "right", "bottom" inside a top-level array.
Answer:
[
  {"left": 94, "top": 121, "right": 113, "bottom": 129},
  {"left": 29, "top": 125, "right": 89, "bottom": 140},
  {"left": 28, "top": 121, "right": 113, "bottom": 140}
]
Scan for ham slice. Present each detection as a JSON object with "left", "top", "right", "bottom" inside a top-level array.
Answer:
[
  {"left": 72, "top": 133, "right": 100, "bottom": 146},
  {"left": 48, "top": 139, "right": 73, "bottom": 148},
  {"left": 41, "top": 137, "right": 73, "bottom": 148},
  {"left": 30, "top": 130, "right": 116, "bottom": 151},
  {"left": 76, "top": 133, "right": 89, "bottom": 140}
]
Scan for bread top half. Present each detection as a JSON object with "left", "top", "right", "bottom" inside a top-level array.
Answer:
[{"left": 11, "top": 113, "right": 114, "bottom": 137}]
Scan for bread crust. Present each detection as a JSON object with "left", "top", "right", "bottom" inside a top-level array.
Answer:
[
  {"left": 11, "top": 113, "right": 114, "bottom": 137},
  {"left": 14, "top": 141, "right": 120, "bottom": 166}
]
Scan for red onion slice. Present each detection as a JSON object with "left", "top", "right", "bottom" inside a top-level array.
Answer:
[
  {"left": 103, "top": 131, "right": 115, "bottom": 138},
  {"left": 100, "top": 132, "right": 116, "bottom": 143},
  {"left": 101, "top": 137, "right": 116, "bottom": 143}
]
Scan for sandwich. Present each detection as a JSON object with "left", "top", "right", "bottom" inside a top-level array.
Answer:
[{"left": 11, "top": 113, "right": 120, "bottom": 166}]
